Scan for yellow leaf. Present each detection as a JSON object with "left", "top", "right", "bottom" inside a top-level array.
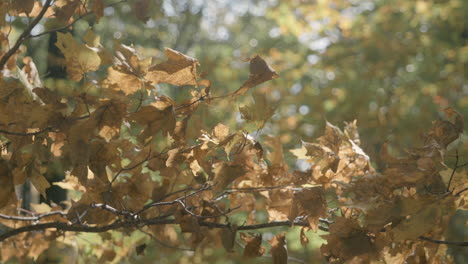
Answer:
[
  {"left": 83, "top": 28, "right": 100, "bottom": 48},
  {"left": 105, "top": 67, "right": 143, "bottom": 95}
]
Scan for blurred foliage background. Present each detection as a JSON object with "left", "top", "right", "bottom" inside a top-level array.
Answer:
[{"left": 7, "top": 0, "right": 467, "bottom": 263}]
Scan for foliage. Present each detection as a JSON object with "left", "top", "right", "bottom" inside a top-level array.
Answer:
[{"left": 0, "top": 0, "right": 466, "bottom": 263}]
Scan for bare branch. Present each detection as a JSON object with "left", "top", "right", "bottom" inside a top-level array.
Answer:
[
  {"left": 419, "top": 236, "right": 468, "bottom": 246},
  {"left": 0, "top": 0, "right": 53, "bottom": 70},
  {"left": 447, "top": 149, "right": 459, "bottom": 192},
  {"left": 454, "top": 187, "right": 468, "bottom": 196},
  {"left": 30, "top": 0, "right": 127, "bottom": 39},
  {"left": 0, "top": 211, "right": 66, "bottom": 221},
  {"left": 0, "top": 127, "right": 54, "bottom": 136},
  {"left": 111, "top": 149, "right": 153, "bottom": 184}
]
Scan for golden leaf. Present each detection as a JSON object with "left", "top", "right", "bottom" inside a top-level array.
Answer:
[
  {"left": 55, "top": 32, "right": 101, "bottom": 81},
  {"left": 146, "top": 48, "right": 199, "bottom": 86}
]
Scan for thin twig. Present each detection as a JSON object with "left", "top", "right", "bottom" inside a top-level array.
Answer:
[
  {"left": 454, "top": 187, "right": 468, "bottom": 196},
  {"left": 175, "top": 96, "right": 205, "bottom": 111},
  {"left": 0, "top": 0, "right": 53, "bottom": 70},
  {"left": 0, "top": 127, "right": 54, "bottom": 136},
  {"left": 0, "top": 211, "right": 66, "bottom": 221},
  {"left": 30, "top": 0, "right": 127, "bottom": 38},
  {"left": 136, "top": 184, "right": 211, "bottom": 215},
  {"left": 110, "top": 149, "right": 152, "bottom": 183},
  {"left": 447, "top": 150, "right": 459, "bottom": 192},
  {"left": 140, "top": 229, "right": 194, "bottom": 251},
  {"left": 419, "top": 236, "right": 468, "bottom": 246},
  {"left": 90, "top": 203, "right": 136, "bottom": 219}
]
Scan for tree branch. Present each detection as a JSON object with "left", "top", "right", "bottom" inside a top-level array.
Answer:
[
  {"left": 0, "top": 0, "right": 53, "bottom": 70},
  {"left": 447, "top": 149, "right": 459, "bottom": 192},
  {"left": 0, "top": 127, "right": 54, "bottom": 136},
  {"left": 418, "top": 236, "right": 468, "bottom": 246},
  {"left": 30, "top": 0, "right": 127, "bottom": 38}
]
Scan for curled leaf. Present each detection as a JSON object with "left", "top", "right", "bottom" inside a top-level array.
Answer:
[{"left": 233, "top": 55, "right": 279, "bottom": 97}]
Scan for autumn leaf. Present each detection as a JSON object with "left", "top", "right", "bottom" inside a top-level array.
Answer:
[
  {"left": 134, "top": 0, "right": 150, "bottom": 23},
  {"left": 130, "top": 96, "right": 176, "bottom": 142},
  {"left": 289, "top": 186, "right": 327, "bottom": 231},
  {"left": 92, "top": 0, "right": 104, "bottom": 23},
  {"left": 146, "top": 48, "right": 199, "bottom": 86},
  {"left": 29, "top": 166, "right": 51, "bottom": 199},
  {"left": 54, "top": 0, "right": 81, "bottom": 22},
  {"left": 0, "top": 160, "right": 15, "bottom": 209},
  {"left": 55, "top": 32, "right": 101, "bottom": 81},
  {"left": 269, "top": 233, "right": 288, "bottom": 264},
  {"left": 212, "top": 162, "right": 246, "bottom": 193},
  {"left": 220, "top": 225, "right": 237, "bottom": 252},
  {"left": 300, "top": 227, "right": 310, "bottom": 247},
  {"left": 240, "top": 232, "right": 265, "bottom": 258},
  {"left": 239, "top": 92, "right": 279, "bottom": 129},
  {"left": 89, "top": 100, "right": 126, "bottom": 142},
  {"left": 321, "top": 217, "right": 379, "bottom": 262},
  {"left": 391, "top": 207, "right": 440, "bottom": 241},
  {"left": 233, "top": 55, "right": 279, "bottom": 97},
  {"left": 10, "top": 0, "right": 35, "bottom": 16}
]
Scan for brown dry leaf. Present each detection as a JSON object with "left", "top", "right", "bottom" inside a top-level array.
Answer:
[
  {"left": 114, "top": 43, "right": 152, "bottom": 76},
  {"left": 175, "top": 210, "right": 200, "bottom": 233},
  {"left": 105, "top": 67, "right": 144, "bottom": 95},
  {"left": 89, "top": 100, "right": 126, "bottom": 142},
  {"left": 424, "top": 107, "right": 463, "bottom": 147},
  {"left": 25, "top": 1, "right": 55, "bottom": 17},
  {"left": 321, "top": 217, "right": 379, "bottom": 262},
  {"left": 212, "top": 162, "right": 246, "bottom": 193},
  {"left": 233, "top": 55, "right": 279, "bottom": 97},
  {"left": 134, "top": 0, "right": 150, "bottom": 23},
  {"left": 269, "top": 233, "right": 288, "bottom": 264},
  {"left": 213, "top": 123, "right": 230, "bottom": 141},
  {"left": 83, "top": 28, "right": 100, "bottom": 48},
  {"left": 55, "top": 32, "right": 101, "bottom": 81},
  {"left": 29, "top": 169, "right": 51, "bottom": 199},
  {"left": 135, "top": 243, "right": 147, "bottom": 256},
  {"left": 289, "top": 186, "right": 327, "bottom": 231},
  {"left": 319, "top": 122, "right": 343, "bottom": 155},
  {"left": 390, "top": 202, "right": 441, "bottom": 241},
  {"left": 130, "top": 97, "right": 176, "bottom": 142},
  {"left": 0, "top": 160, "right": 15, "bottom": 209},
  {"left": 33, "top": 87, "right": 61, "bottom": 105},
  {"left": 99, "top": 249, "right": 116, "bottom": 262},
  {"left": 104, "top": 44, "right": 151, "bottom": 94},
  {"left": 10, "top": 0, "right": 35, "bottom": 16},
  {"left": 0, "top": 2, "right": 7, "bottom": 27},
  {"left": 67, "top": 121, "right": 93, "bottom": 183},
  {"left": 266, "top": 189, "right": 294, "bottom": 221},
  {"left": 88, "top": 140, "right": 122, "bottom": 182},
  {"left": 220, "top": 225, "right": 237, "bottom": 252},
  {"left": 264, "top": 136, "right": 289, "bottom": 185},
  {"left": 146, "top": 48, "right": 199, "bottom": 86},
  {"left": 300, "top": 227, "right": 310, "bottom": 247},
  {"left": 54, "top": 0, "right": 81, "bottom": 22},
  {"left": 93, "top": 0, "right": 104, "bottom": 23},
  {"left": 239, "top": 92, "right": 279, "bottom": 129},
  {"left": 240, "top": 232, "right": 265, "bottom": 258}
]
